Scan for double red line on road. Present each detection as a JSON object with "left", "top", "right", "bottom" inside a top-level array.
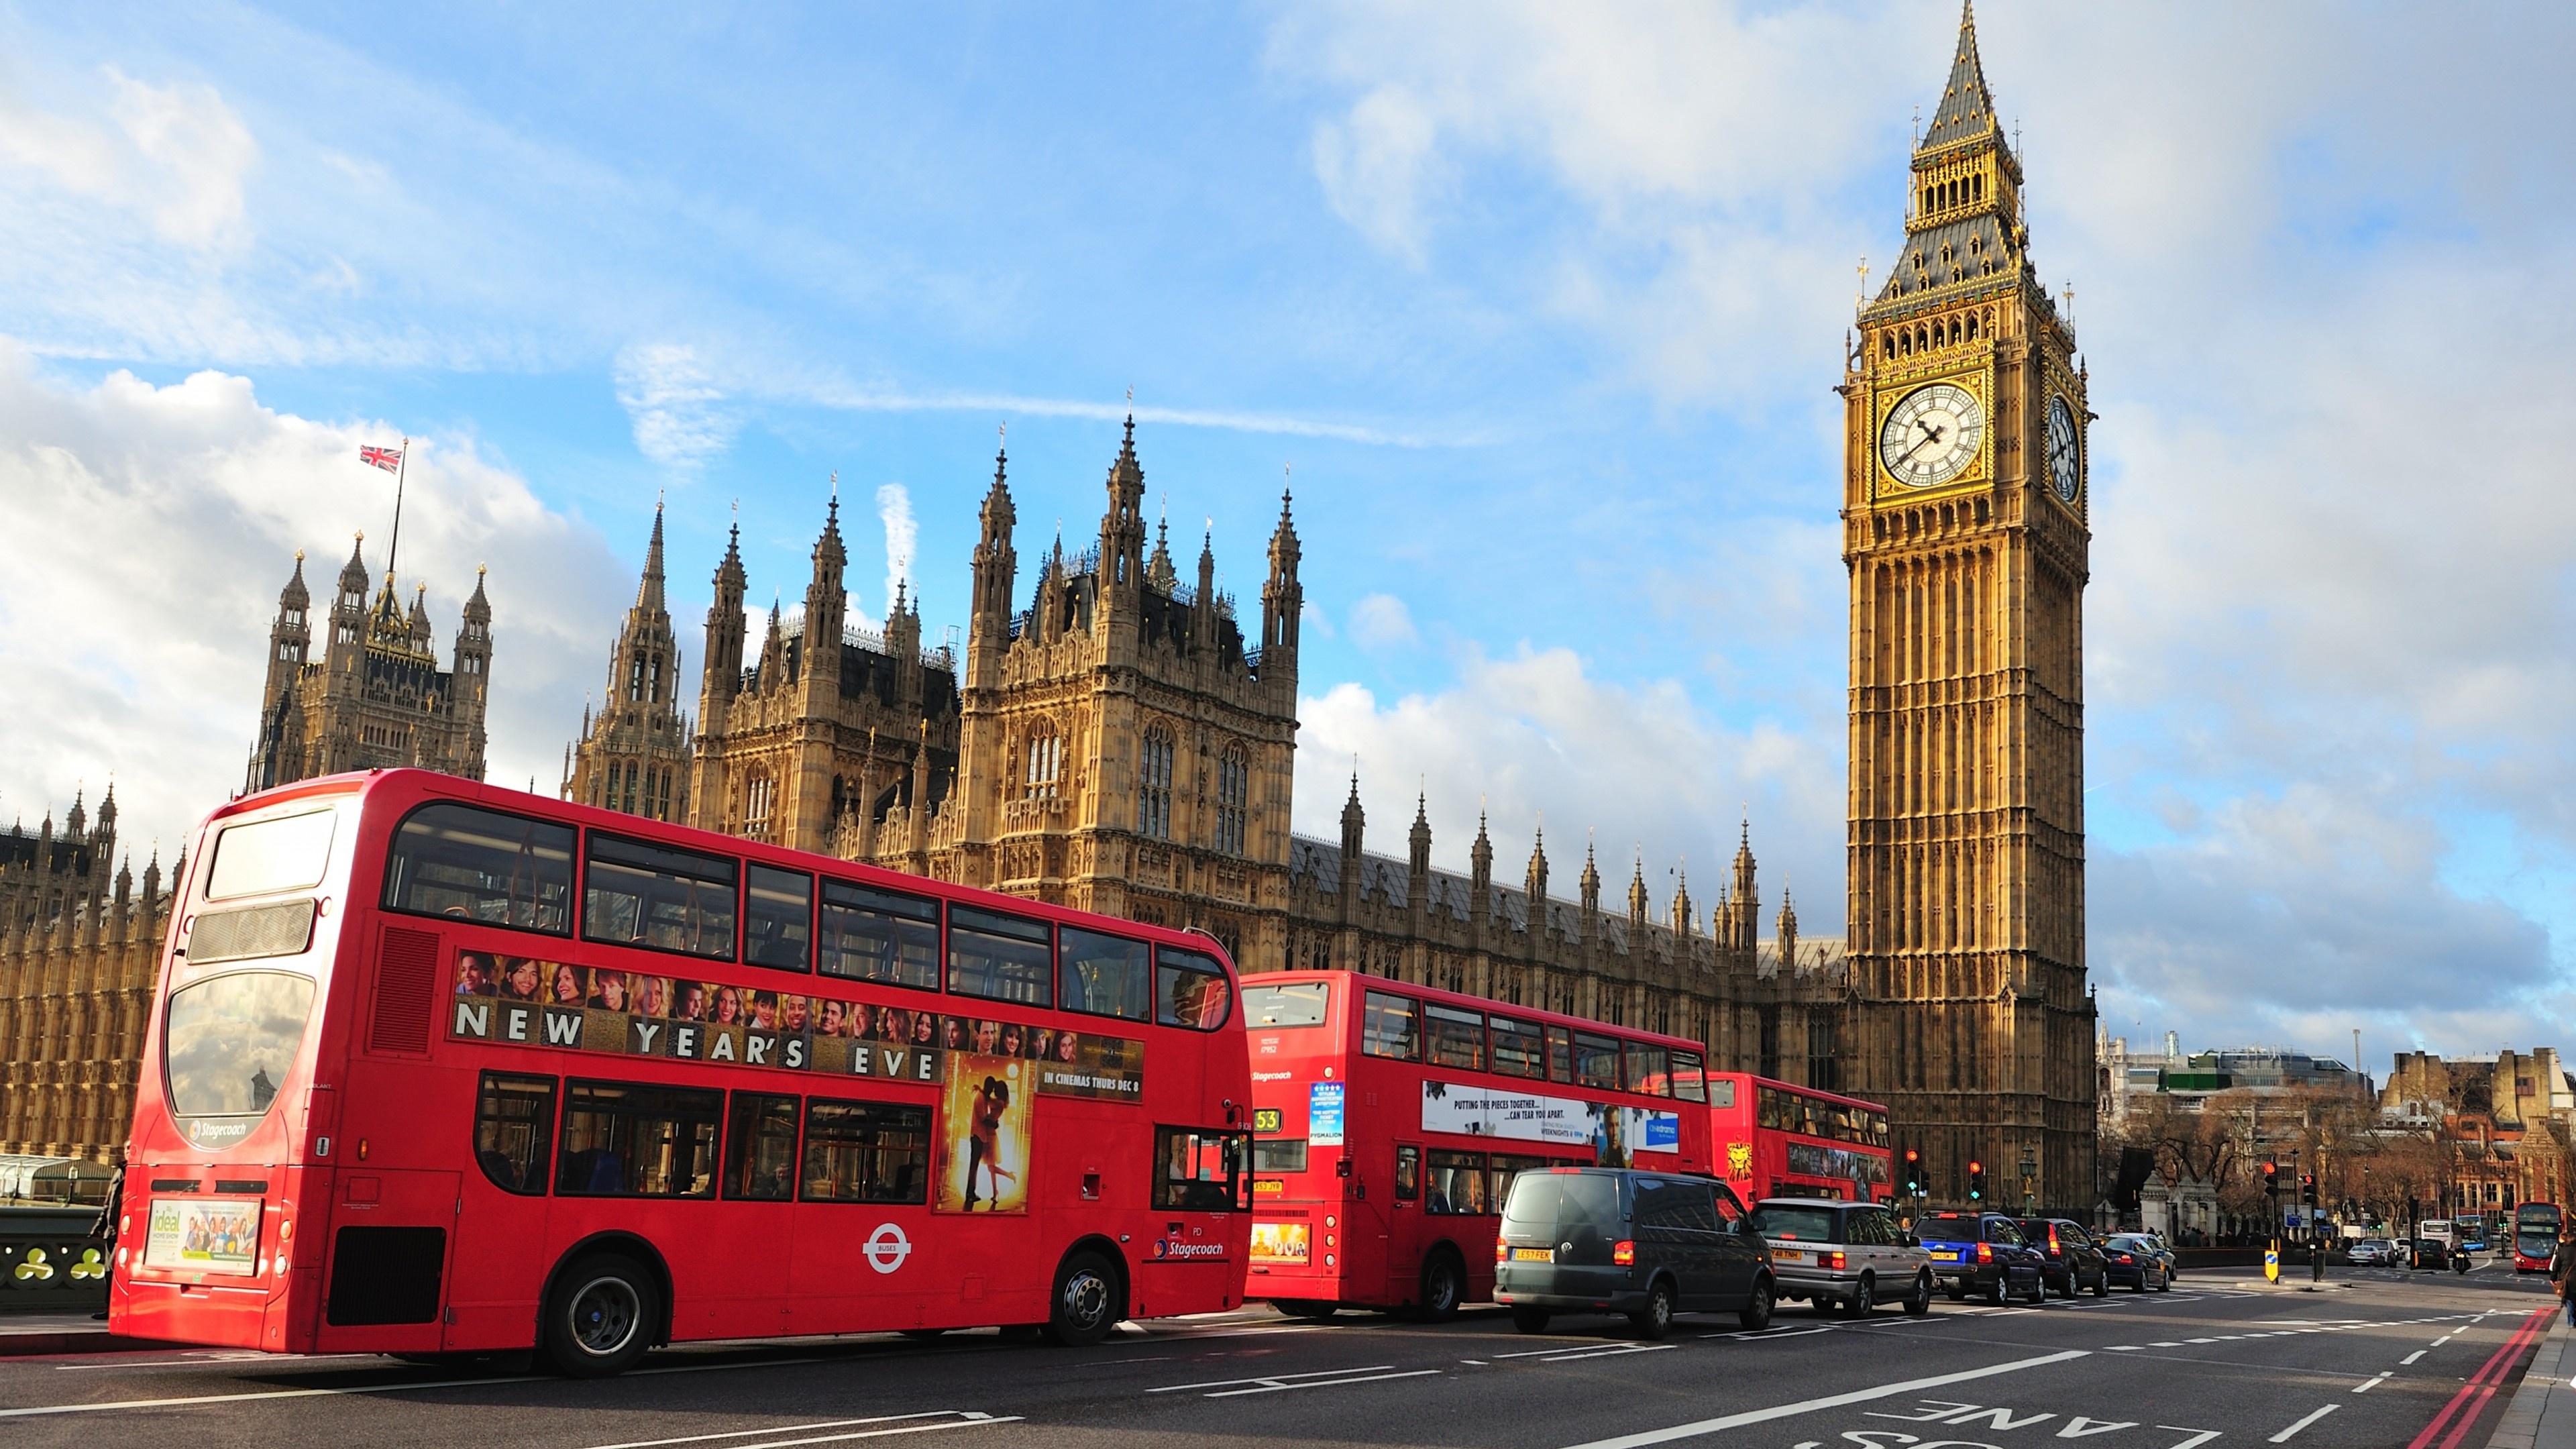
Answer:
[{"left": 2404, "top": 1307, "right": 2552, "bottom": 1449}]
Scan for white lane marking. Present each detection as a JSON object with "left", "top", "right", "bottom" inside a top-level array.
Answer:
[
  {"left": 1542, "top": 1344, "right": 1676, "bottom": 1364},
  {"left": 2434, "top": 1335, "right": 2455, "bottom": 1346},
  {"left": 585, "top": 1414, "right": 983, "bottom": 1449},
  {"left": 2403, "top": 1350, "right": 2426, "bottom": 1364},
  {"left": 1203, "top": 1368, "right": 1441, "bottom": 1399},
  {"left": 2149, "top": 1342, "right": 2184, "bottom": 1348},
  {"left": 2352, "top": 1374, "right": 2390, "bottom": 1394},
  {"left": 1147, "top": 1364, "right": 1401, "bottom": 1393},
  {"left": 1495, "top": 1342, "right": 1627, "bottom": 1358},
  {"left": 710, "top": 1424, "right": 1019, "bottom": 1449},
  {"left": 1552, "top": 1349, "right": 2090, "bottom": 1449},
  {"left": 1703, "top": 1326, "right": 1835, "bottom": 1342},
  {"left": 2269, "top": 1405, "right": 2338, "bottom": 1442},
  {"left": 1460, "top": 1359, "right": 1489, "bottom": 1366}
]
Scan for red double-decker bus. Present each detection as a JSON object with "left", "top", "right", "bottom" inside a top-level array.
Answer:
[
  {"left": 1239, "top": 969, "right": 1714, "bottom": 1319},
  {"left": 1705, "top": 1073, "right": 1892, "bottom": 1206},
  {"left": 109, "top": 770, "right": 1251, "bottom": 1375}
]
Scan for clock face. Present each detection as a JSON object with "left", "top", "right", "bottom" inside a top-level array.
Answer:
[
  {"left": 1879, "top": 382, "right": 1985, "bottom": 488},
  {"left": 2045, "top": 395, "right": 2081, "bottom": 502}
]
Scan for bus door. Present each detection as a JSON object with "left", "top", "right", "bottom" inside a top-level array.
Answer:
[
  {"left": 788, "top": 1093, "right": 939, "bottom": 1329},
  {"left": 315, "top": 1167, "right": 461, "bottom": 1355},
  {"left": 723, "top": 1092, "right": 802, "bottom": 1335},
  {"left": 1383, "top": 1140, "right": 1422, "bottom": 1299}
]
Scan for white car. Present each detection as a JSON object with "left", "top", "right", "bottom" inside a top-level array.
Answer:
[{"left": 2347, "top": 1239, "right": 2394, "bottom": 1265}]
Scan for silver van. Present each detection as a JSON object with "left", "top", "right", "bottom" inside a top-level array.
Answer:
[
  {"left": 1493, "top": 1167, "right": 1776, "bottom": 1339},
  {"left": 1745, "top": 1197, "right": 1933, "bottom": 1318}
]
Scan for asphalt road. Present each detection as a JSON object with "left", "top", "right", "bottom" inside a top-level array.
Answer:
[{"left": 0, "top": 1258, "right": 2560, "bottom": 1449}]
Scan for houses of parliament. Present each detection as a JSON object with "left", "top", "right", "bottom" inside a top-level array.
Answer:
[{"left": 2, "top": 5, "right": 2094, "bottom": 1208}]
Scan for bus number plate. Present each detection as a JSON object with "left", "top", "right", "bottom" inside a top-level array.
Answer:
[{"left": 1512, "top": 1248, "right": 1554, "bottom": 1263}]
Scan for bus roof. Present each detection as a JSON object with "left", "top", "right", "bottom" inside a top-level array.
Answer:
[{"left": 1248, "top": 968, "right": 1705, "bottom": 1051}]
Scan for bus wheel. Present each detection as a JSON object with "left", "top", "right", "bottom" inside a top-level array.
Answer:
[
  {"left": 1510, "top": 1306, "right": 1551, "bottom": 1334},
  {"left": 1416, "top": 1251, "right": 1466, "bottom": 1323},
  {"left": 1272, "top": 1299, "right": 1338, "bottom": 1320},
  {"left": 1044, "top": 1251, "right": 1119, "bottom": 1347},
  {"left": 543, "top": 1254, "right": 656, "bottom": 1379}
]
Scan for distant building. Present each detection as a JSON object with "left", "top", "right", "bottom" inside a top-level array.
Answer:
[
  {"left": 246, "top": 538, "right": 492, "bottom": 790},
  {"left": 2098, "top": 1035, "right": 2368, "bottom": 1134},
  {"left": 2379, "top": 1049, "right": 2576, "bottom": 1216},
  {"left": 562, "top": 506, "right": 694, "bottom": 824}
]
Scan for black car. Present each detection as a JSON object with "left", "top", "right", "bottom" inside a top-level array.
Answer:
[
  {"left": 2015, "top": 1217, "right": 2110, "bottom": 1297},
  {"left": 2409, "top": 1238, "right": 2452, "bottom": 1270},
  {"left": 1912, "top": 1210, "right": 2047, "bottom": 1305},
  {"left": 2100, "top": 1234, "right": 2171, "bottom": 1293},
  {"left": 1493, "top": 1167, "right": 1776, "bottom": 1339}
]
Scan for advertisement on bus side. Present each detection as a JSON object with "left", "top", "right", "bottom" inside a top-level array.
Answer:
[{"left": 1418, "top": 1079, "right": 1679, "bottom": 1156}]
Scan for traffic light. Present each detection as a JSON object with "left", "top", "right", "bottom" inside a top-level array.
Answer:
[
  {"left": 2263, "top": 1161, "right": 2279, "bottom": 1193},
  {"left": 1968, "top": 1159, "right": 1986, "bottom": 1202},
  {"left": 1903, "top": 1147, "right": 1922, "bottom": 1196},
  {"left": 2301, "top": 1175, "right": 2318, "bottom": 1207}
]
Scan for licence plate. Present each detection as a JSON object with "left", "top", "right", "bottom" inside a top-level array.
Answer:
[
  {"left": 1929, "top": 1250, "right": 1960, "bottom": 1261},
  {"left": 1771, "top": 1248, "right": 1803, "bottom": 1263},
  {"left": 1512, "top": 1247, "right": 1554, "bottom": 1263}
]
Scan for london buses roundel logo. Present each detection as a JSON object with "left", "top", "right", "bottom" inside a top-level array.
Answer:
[{"left": 865, "top": 1223, "right": 913, "bottom": 1275}]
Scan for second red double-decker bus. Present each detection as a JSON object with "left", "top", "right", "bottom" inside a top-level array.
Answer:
[
  {"left": 1240, "top": 969, "right": 1713, "bottom": 1319},
  {"left": 1706, "top": 1073, "right": 1892, "bottom": 1205},
  {"left": 110, "top": 769, "right": 1252, "bottom": 1375}
]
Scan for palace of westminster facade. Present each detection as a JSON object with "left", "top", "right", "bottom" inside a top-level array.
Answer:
[{"left": 3, "top": 6, "right": 2092, "bottom": 1202}]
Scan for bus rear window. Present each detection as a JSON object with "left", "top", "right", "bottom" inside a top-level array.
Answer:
[
  {"left": 382, "top": 803, "right": 573, "bottom": 933},
  {"left": 1361, "top": 991, "right": 1419, "bottom": 1060},
  {"left": 1242, "top": 981, "right": 1329, "bottom": 1029},
  {"left": 207, "top": 809, "right": 337, "bottom": 900},
  {"left": 1157, "top": 946, "right": 1233, "bottom": 1030},
  {"left": 1668, "top": 1050, "right": 1707, "bottom": 1103},
  {"left": 1253, "top": 1138, "right": 1308, "bottom": 1173},
  {"left": 163, "top": 971, "right": 316, "bottom": 1136}
]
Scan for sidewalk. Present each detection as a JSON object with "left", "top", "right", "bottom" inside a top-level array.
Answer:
[
  {"left": 2490, "top": 1312, "right": 2576, "bottom": 1449},
  {"left": 0, "top": 1309, "right": 129, "bottom": 1356}
]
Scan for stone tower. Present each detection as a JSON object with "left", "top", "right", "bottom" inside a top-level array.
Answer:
[
  {"left": 565, "top": 503, "right": 694, "bottom": 821},
  {"left": 246, "top": 536, "right": 490, "bottom": 790},
  {"left": 1841, "top": 3, "right": 2096, "bottom": 1206},
  {"left": 910, "top": 418, "right": 1302, "bottom": 968}
]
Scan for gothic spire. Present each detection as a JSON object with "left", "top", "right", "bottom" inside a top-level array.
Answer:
[
  {"left": 1920, "top": 1, "right": 2000, "bottom": 156},
  {"left": 637, "top": 500, "right": 667, "bottom": 612}
]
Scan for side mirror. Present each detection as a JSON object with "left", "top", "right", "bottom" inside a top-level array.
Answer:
[{"left": 1904, "top": 1233, "right": 1921, "bottom": 1248}]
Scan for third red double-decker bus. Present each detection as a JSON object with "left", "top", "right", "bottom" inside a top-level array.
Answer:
[
  {"left": 1239, "top": 969, "right": 1713, "bottom": 1320},
  {"left": 110, "top": 769, "right": 1251, "bottom": 1375},
  {"left": 1706, "top": 1073, "right": 1892, "bottom": 1205}
]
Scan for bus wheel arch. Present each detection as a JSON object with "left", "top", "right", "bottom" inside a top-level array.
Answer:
[
  {"left": 541, "top": 1232, "right": 676, "bottom": 1352},
  {"left": 1045, "top": 1236, "right": 1128, "bottom": 1346}
]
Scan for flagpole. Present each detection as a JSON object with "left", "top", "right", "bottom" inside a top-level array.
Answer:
[{"left": 385, "top": 435, "right": 409, "bottom": 590}]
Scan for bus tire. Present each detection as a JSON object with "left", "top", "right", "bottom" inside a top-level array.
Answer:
[
  {"left": 1510, "top": 1306, "right": 1551, "bottom": 1334},
  {"left": 1416, "top": 1250, "right": 1466, "bottom": 1323},
  {"left": 542, "top": 1254, "right": 656, "bottom": 1379},
  {"left": 1043, "top": 1250, "right": 1120, "bottom": 1347}
]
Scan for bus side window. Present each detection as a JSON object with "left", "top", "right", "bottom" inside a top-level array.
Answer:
[
  {"left": 1156, "top": 946, "right": 1234, "bottom": 1030},
  {"left": 1623, "top": 1042, "right": 1670, "bottom": 1097},
  {"left": 1393, "top": 1144, "right": 1419, "bottom": 1201},
  {"left": 1668, "top": 1050, "right": 1707, "bottom": 1103},
  {"left": 558, "top": 1079, "right": 722, "bottom": 1198},
  {"left": 743, "top": 864, "right": 813, "bottom": 973},
  {"left": 1362, "top": 991, "right": 1420, "bottom": 1061},
  {"left": 722, "top": 1091, "right": 800, "bottom": 1201},
  {"left": 1570, "top": 1031, "right": 1622, "bottom": 1091},
  {"left": 584, "top": 833, "right": 739, "bottom": 961},
  {"left": 1061, "top": 927, "right": 1151, "bottom": 1020},
  {"left": 473, "top": 1071, "right": 556, "bottom": 1195},
  {"left": 1545, "top": 1025, "right": 1573, "bottom": 1083},
  {"left": 1155, "top": 1127, "right": 1250, "bottom": 1212},
  {"left": 949, "top": 907, "right": 1053, "bottom": 1008},
  {"left": 383, "top": 803, "right": 575, "bottom": 934},
  {"left": 1425, "top": 1005, "right": 1486, "bottom": 1071},
  {"left": 801, "top": 1098, "right": 931, "bottom": 1204},
  {"left": 816, "top": 879, "right": 939, "bottom": 990}
]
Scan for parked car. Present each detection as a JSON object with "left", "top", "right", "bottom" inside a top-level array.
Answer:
[
  {"left": 1913, "top": 1210, "right": 2047, "bottom": 1305},
  {"left": 2101, "top": 1234, "right": 2172, "bottom": 1292},
  {"left": 1493, "top": 1167, "right": 1776, "bottom": 1339},
  {"left": 2346, "top": 1238, "right": 2394, "bottom": 1266},
  {"left": 1748, "top": 1198, "right": 1934, "bottom": 1319},
  {"left": 2015, "top": 1217, "right": 2110, "bottom": 1297}
]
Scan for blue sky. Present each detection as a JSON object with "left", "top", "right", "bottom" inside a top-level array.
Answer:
[{"left": 3, "top": 1, "right": 2573, "bottom": 1068}]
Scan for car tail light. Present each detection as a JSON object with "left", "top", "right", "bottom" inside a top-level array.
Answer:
[
  {"left": 1976, "top": 1242, "right": 1993, "bottom": 1264},
  {"left": 1613, "top": 1240, "right": 1635, "bottom": 1267},
  {"left": 1827, "top": 1251, "right": 1847, "bottom": 1271},
  {"left": 1497, "top": 1238, "right": 1509, "bottom": 1263},
  {"left": 2116, "top": 1253, "right": 2133, "bottom": 1264}
]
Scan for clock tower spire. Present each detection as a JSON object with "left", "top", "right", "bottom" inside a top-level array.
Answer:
[{"left": 1842, "top": 0, "right": 2095, "bottom": 1215}]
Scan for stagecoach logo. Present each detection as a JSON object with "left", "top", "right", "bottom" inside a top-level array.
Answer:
[
  {"left": 864, "top": 1223, "right": 913, "bottom": 1275},
  {"left": 1151, "top": 1237, "right": 1228, "bottom": 1262}
]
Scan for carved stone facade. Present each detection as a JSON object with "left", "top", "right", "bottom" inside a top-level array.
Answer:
[
  {"left": 246, "top": 538, "right": 492, "bottom": 791},
  {"left": 1839, "top": 7, "right": 2098, "bottom": 1204},
  {"left": 563, "top": 506, "right": 696, "bottom": 823},
  {"left": 0, "top": 788, "right": 176, "bottom": 1168}
]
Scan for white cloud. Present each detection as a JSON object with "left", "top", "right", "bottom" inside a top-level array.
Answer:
[
  {"left": 1347, "top": 592, "right": 1418, "bottom": 650},
  {"left": 0, "top": 339, "right": 627, "bottom": 851},
  {"left": 875, "top": 481, "right": 916, "bottom": 616},
  {"left": 1311, "top": 85, "right": 1443, "bottom": 264},
  {"left": 614, "top": 342, "right": 736, "bottom": 472},
  {"left": 1295, "top": 645, "right": 1839, "bottom": 922},
  {"left": 0, "top": 66, "right": 257, "bottom": 250}
]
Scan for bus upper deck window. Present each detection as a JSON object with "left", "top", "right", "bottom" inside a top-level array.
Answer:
[
  {"left": 1570, "top": 1031, "right": 1622, "bottom": 1091},
  {"left": 817, "top": 879, "right": 939, "bottom": 989},
  {"left": 1156, "top": 945, "right": 1233, "bottom": 1031},
  {"left": 949, "top": 907, "right": 1053, "bottom": 1008},
  {"left": 1667, "top": 1050, "right": 1707, "bottom": 1103},
  {"left": 743, "top": 863, "right": 813, "bottom": 972},
  {"left": 584, "top": 833, "right": 738, "bottom": 961},
  {"left": 1623, "top": 1042, "right": 1670, "bottom": 1097},
  {"left": 1061, "top": 928, "right": 1152, "bottom": 1020},
  {"left": 382, "top": 803, "right": 574, "bottom": 934},
  {"left": 1361, "top": 991, "right": 1419, "bottom": 1061},
  {"left": 1425, "top": 1004, "right": 1485, "bottom": 1071},
  {"left": 207, "top": 808, "right": 337, "bottom": 900},
  {"left": 1488, "top": 1016, "right": 1546, "bottom": 1079}
]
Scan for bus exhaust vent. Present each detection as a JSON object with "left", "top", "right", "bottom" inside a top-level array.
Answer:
[
  {"left": 186, "top": 900, "right": 317, "bottom": 964},
  {"left": 326, "top": 1226, "right": 445, "bottom": 1326},
  {"left": 369, "top": 926, "right": 441, "bottom": 1055}
]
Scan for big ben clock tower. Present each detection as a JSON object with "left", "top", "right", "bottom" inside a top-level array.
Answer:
[{"left": 1843, "top": 3, "right": 2096, "bottom": 1208}]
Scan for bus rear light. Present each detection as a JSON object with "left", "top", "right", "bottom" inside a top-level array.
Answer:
[{"left": 1613, "top": 1240, "right": 1635, "bottom": 1266}]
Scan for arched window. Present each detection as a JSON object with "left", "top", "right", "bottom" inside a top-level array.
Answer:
[
  {"left": 1024, "top": 730, "right": 1063, "bottom": 800},
  {"left": 1137, "top": 727, "right": 1174, "bottom": 840},
  {"left": 746, "top": 769, "right": 777, "bottom": 837},
  {"left": 1214, "top": 750, "right": 1250, "bottom": 855}
]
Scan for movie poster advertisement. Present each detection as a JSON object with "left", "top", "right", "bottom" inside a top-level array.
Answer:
[
  {"left": 935, "top": 1053, "right": 1032, "bottom": 1214},
  {"left": 143, "top": 1197, "right": 260, "bottom": 1277},
  {"left": 447, "top": 951, "right": 1142, "bottom": 1099}
]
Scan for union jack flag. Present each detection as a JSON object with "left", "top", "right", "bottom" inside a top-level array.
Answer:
[{"left": 359, "top": 445, "right": 402, "bottom": 473}]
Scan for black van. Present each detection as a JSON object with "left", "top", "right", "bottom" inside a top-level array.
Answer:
[{"left": 1493, "top": 1167, "right": 1776, "bottom": 1339}]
